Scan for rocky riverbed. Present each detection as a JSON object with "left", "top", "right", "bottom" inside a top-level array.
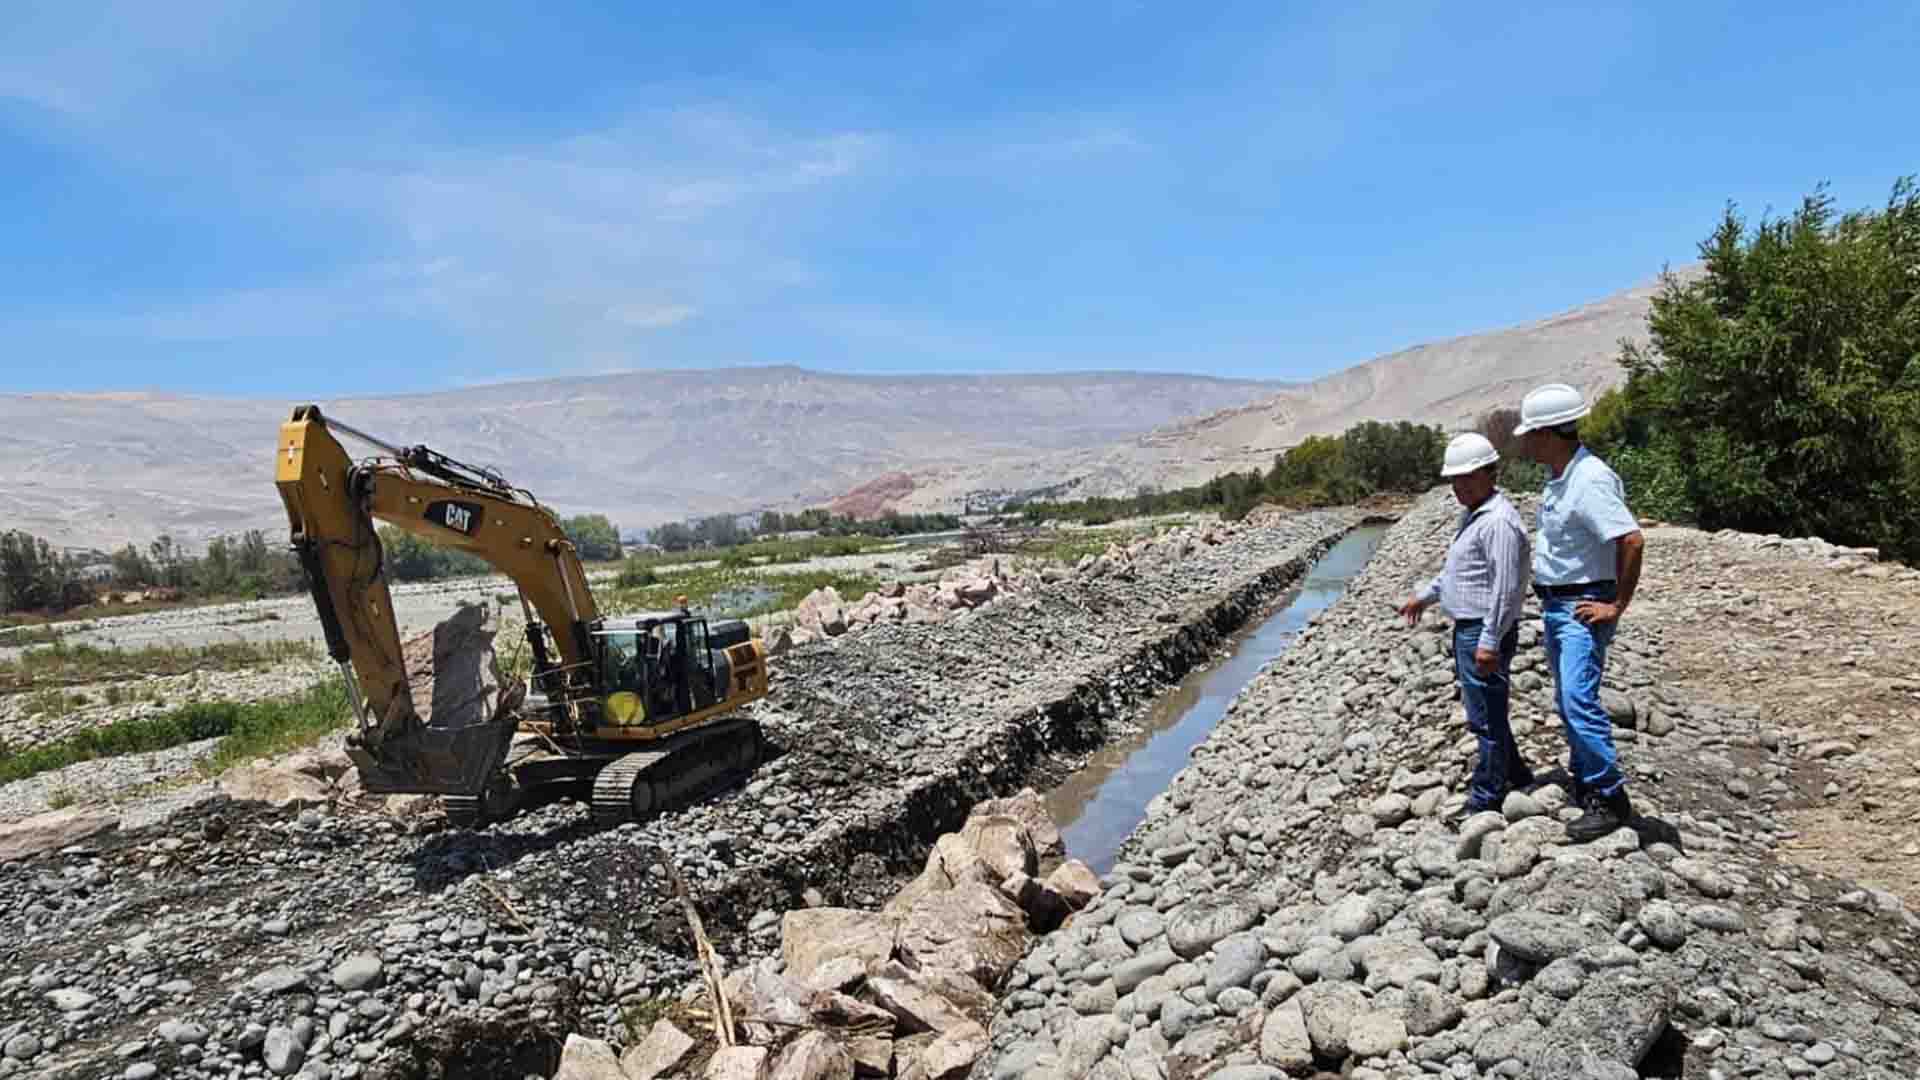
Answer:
[
  {"left": 967, "top": 489, "right": 1920, "bottom": 1080},
  {"left": 0, "top": 508, "right": 1356, "bottom": 1080}
]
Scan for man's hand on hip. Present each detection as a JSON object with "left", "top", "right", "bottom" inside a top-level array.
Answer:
[
  {"left": 1473, "top": 647, "right": 1497, "bottom": 675},
  {"left": 1573, "top": 600, "right": 1622, "bottom": 625}
]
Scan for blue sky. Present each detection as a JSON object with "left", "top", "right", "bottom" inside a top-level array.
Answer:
[{"left": 3, "top": 1, "right": 1916, "bottom": 397}]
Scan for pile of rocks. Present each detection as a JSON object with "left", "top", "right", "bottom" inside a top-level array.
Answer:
[
  {"left": 969, "top": 489, "right": 1920, "bottom": 1079},
  {"left": 556, "top": 791, "right": 1098, "bottom": 1080},
  {"left": 774, "top": 519, "right": 1259, "bottom": 651},
  {"left": 0, "top": 509, "right": 1357, "bottom": 1080}
]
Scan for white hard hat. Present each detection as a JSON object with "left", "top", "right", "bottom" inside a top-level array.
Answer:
[
  {"left": 1440, "top": 432, "right": 1499, "bottom": 477},
  {"left": 1512, "top": 382, "right": 1590, "bottom": 435}
]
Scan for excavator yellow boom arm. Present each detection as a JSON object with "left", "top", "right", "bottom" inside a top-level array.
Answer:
[{"left": 273, "top": 404, "right": 597, "bottom": 793}]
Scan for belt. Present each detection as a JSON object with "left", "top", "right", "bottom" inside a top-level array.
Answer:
[{"left": 1537, "top": 581, "right": 1615, "bottom": 597}]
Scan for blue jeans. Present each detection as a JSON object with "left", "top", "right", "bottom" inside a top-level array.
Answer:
[
  {"left": 1539, "top": 582, "right": 1624, "bottom": 798},
  {"left": 1454, "top": 618, "right": 1527, "bottom": 808}
]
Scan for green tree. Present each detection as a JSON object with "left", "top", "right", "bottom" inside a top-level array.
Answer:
[
  {"left": 1475, "top": 407, "right": 1548, "bottom": 491},
  {"left": 0, "top": 531, "right": 71, "bottom": 612},
  {"left": 650, "top": 522, "right": 695, "bottom": 551},
  {"left": 561, "top": 514, "right": 623, "bottom": 561},
  {"left": 1617, "top": 177, "right": 1920, "bottom": 560},
  {"left": 693, "top": 514, "right": 742, "bottom": 548},
  {"left": 378, "top": 527, "right": 491, "bottom": 581},
  {"left": 110, "top": 543, "right": 155, "bottom": 588}
]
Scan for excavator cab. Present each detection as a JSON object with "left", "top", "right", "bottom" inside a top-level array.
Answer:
[{"left": 588, "top": 610, "right": 740, "bottom": 729}]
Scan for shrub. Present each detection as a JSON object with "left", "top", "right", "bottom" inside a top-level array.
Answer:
[{"left": 1615, "top": 177, "right": 1920, "bottom": 559}]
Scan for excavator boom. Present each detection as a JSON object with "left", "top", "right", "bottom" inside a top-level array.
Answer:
[{"left": 274, "top": 404, "right": 595, "bottom": 796}]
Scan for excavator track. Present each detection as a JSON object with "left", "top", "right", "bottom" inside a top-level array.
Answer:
[
  {"left": 442, "top": 796, "right": 484, "bottom": 830},
  {"left": 590, "top": 717, "right": 764, "bottom": 828}
]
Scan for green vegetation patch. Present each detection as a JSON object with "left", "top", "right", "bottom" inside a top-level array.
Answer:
[
  {"left": 603, "top": 566, "right": 880, "bottom": 619},
  {"left": 0, "top": 638, "right": 319, "bottom": 692},
  {"left": 0, "top": 681, "right": 347, "bottom": 786},
  {"left": 1015, "top": 419, "right": 1448, "bottom": 525},
  {"left": 197, "top": 682, "right": 350, "bottom": 775},
  {"left": 1014, "top": 526, "right": 1154, "bottom": 565}
]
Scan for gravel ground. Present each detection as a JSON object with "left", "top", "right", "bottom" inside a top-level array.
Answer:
[
  {"left": 968, "top": 489, "right": 1920, "bottom": 1080},
  {"left": 0, "top": 508, "right": 1357, "bottom": 1080},
  {"left": 0, "top": 738, "right": 226, "bottom": 822}
]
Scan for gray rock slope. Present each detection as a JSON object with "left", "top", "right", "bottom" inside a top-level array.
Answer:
[
  {"left": 893, "top": 268, "right": 1699, "bottom": 513},
  {"left": 970, "top": 490, "right": 1920, "bottom": 1080},
  {"left": 0, "top": 369, "right": 1284, "bottom": 552}
]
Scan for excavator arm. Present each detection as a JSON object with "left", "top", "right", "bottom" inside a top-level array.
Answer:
[{"left": 274, "top": 404, "right": 598, "bottom": 795}]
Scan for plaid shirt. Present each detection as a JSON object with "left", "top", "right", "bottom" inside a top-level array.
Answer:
[{"left": 1419, "top": 490, "right": 1531, "bottom": 652}]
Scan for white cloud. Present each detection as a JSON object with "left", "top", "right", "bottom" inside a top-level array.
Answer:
[{"left": 609, "top": 303, "right": 697, "bottom": 329}]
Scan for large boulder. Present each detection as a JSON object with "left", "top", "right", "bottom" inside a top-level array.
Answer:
[
  {"left": 769, "top": 1032, "right": 854, "bottom": 1080},
  {"left": 898, "top": 1020, "right": 988, "bottom": 1080},
  {"left": 894, "top": 882, "right": 1029, "bottom": 988},
  {"left": 866, "top": 963, "right": 978, "bottom": 1034},
  {"left": 553, "top": 1034, "right": 626, "bottom": 1080},
  {"left": 622, "top": 1020, "right": 698, "bottom": 1080},
  {"left": 218, "top": 766, "right": 333, "bottom": 812},
  {"left": 0, "top": 808, "right": 118, "bottom": 863},
  {"left": 886, "top": 834, "right": 996, "bottom": 918},
  {"left": 705, "top": 1046, "right": 770, "bottom": 1080},
  {"left": 956, "top": 814, "right": 1037, "bottom": 885},
  {"left": 782, "top": 909, "right": 898, "bottom": 985},
  {"left": 1042, "top": 860, "right": 1099, "bottom": 912},
  {"left": 1529, "top": 969, "right": 1673, "bottom": 1078},
  {"left": 972, "top": 789, "right": 1065, "bottom": 860}
]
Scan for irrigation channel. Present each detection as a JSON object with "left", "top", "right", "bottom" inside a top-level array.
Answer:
[{"left": 1042, "top": 522, "right": 1390, "bottom": 873}]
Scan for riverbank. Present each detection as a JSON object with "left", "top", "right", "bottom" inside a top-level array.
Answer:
[
  {"left": 0, "top": 508, "right": 1357, "bottom": 1079},
  {"left": 969, "top": 489, "right": 1920, "bottom": 1079}
]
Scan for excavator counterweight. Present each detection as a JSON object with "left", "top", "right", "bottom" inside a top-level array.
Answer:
[{"left": 273, "top": 405, "right": 769, "bottom": 824}]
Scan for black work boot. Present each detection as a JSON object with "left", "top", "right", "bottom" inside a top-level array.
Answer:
[{"left": 1566, "top": 788, "right": 1633, "bottom": 843}]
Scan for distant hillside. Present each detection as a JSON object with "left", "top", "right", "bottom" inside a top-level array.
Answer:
[
  {"left": 879, "top": 269, "right": 1693, "bottom": 513},
  {"left": 0, "top": 367, "right": 1287, "bottom": 552}
]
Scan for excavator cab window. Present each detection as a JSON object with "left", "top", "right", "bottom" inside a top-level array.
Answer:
[
  {"left": 600, "top": 633, "right": 644, "bottom": 695},
  {"left": 649, "top": 622, "right": 684, "bottom": 718},
  {"left": 687, "top": 618, "right": 714, "bottom": 710}
]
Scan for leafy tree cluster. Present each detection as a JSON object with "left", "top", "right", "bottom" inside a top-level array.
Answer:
[
  {"left": 755, "top": 508, "right": 962, "bottom": 538},
  {"left": 644, "top": 508, "right": 964, "bottom": 552},
  {"left": 1589, "top": 177, "right": 1920, "bottom": 562},
  {"left": 1473, "top": 407, "right": 1550, "bottom": 491},
  {"left": 0, "top": 532, "right": 76, "bottom": 613},
  {"left": 377, "top": 527, "right": 492, "bottom": 582},
  {"left": 560, "top": 514, "right": 623, "bottom": 562},
  {"left": 1016, "top": 420, "right": 1449, "bottom": 524},
  {"left": 2, "top": 528, "right": 313, "bottom": 614}
]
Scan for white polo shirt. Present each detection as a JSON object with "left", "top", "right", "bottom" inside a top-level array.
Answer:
[{"left": 1533, "top": 446, "right": 1641, "bottom": 586}]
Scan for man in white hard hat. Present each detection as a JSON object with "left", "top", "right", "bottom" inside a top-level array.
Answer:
[
  {"left": 1514, "top": 382, "right": 1646, "bottom": 843},
  {"left": 1398, "top": 432, "right": 1534, "bottom": 814}
]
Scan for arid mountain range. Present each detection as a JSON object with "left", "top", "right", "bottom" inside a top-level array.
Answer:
[
  {"left": 3, "top": 268, "right": 1681, "bottom": 553},
  {"left": 0, "top": 370, "right": 1287, "bottom": 552},
  {"left": 884, "top": 267, "right": 1686, "bottom": 514}
]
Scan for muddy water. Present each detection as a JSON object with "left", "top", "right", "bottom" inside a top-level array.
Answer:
[{"left": 1044, "top": 524, "right": 1390, "bottom": 873}]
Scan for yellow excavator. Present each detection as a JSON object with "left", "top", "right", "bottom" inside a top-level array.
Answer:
[{"left": 273, "top": 404, "right": 769, "bottom": 828}]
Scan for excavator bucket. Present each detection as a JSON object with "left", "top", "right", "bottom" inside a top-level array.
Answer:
[{"left": 344, "top": 604, "right": 525, "bottom": 797}]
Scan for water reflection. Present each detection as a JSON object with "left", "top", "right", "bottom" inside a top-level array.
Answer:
[{"left": 1044, "top": 524, "right": 1390, "bottom": 874}]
